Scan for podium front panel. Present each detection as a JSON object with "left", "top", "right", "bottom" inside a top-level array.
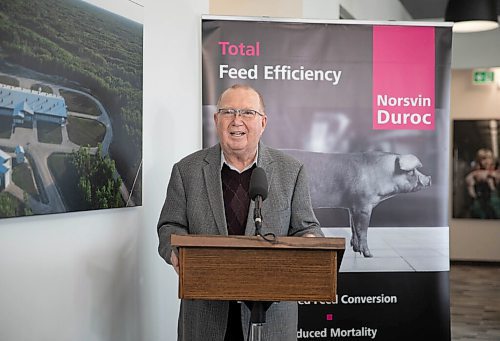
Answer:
[{"left": 179, "top": 246, "right": 338, "bottom": 301}]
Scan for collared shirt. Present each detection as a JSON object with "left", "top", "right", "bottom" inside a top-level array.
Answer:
[{"left": 220, "top": 149, "right": 258, "bottom": 173}]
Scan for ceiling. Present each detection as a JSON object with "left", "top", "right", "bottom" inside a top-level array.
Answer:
[{"left": 399, "top": 0, "right": 500, "bottom": 20}]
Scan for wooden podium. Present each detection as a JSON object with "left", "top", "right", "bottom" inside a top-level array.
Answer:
[{"left": 170, "top": 234, "right": 345, "bottom": 302}]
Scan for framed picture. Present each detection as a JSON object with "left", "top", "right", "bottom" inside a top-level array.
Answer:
[
  {"left": 452, "top": 119, "right": 500, "bottom": 219},
  {"left": 0, "top": 0, "right": 143, "bottom": 219}
]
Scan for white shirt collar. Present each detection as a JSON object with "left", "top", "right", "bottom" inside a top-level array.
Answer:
[{"left": 220, "top": 149, "right": 258, "bottom": 173}]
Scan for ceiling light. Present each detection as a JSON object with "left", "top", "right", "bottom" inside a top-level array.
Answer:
[{"left": 445, "top": 0, "right": 499, "bottom": 33}]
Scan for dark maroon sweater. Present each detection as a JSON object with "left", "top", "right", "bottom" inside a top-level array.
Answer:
[{"left": 221, "top": 163, "right": 255, "bottom": 236}]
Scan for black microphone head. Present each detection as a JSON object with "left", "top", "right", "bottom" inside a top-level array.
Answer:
[{"left": 249, "top": 167, "right": 268, "bottom": 201}]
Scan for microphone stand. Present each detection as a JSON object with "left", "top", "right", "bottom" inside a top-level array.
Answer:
[
  {"left": 244, "top": 195, "right": 273, "bottom": 341},
  {"left": 244, "top": 301, "right": 272, "bottom": 341}
]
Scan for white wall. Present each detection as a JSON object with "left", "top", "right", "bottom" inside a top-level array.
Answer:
[
  {"left": 452, "top": 29, "right": 500, "bottom": 69},
  {"left": 303, "top": 0, "right": 340, "bottom": 20},
  {"left": 210, "top": 0, "right": 301, "bottom": 17},
  {"left": 0, "top": 209, "right": 141, "bottom": 341},
  {"left": 339, "top": 0, "right": 411, "bottom": 20},
  {"left": 140, "top": 1, "right": 208, "bottom": 341}
]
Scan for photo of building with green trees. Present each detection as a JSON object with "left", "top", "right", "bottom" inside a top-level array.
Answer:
[{"left": 0, "top": 0, "right": 142, "bottom": 218}]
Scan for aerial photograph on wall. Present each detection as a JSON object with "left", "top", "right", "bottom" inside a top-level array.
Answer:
[{"left": 0, "top": 0, "right": 143, "bottom": 218}]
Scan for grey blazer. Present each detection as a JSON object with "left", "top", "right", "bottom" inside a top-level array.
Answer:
[{"left": 157, "top": 143, "right": 323, "bottom": 341}]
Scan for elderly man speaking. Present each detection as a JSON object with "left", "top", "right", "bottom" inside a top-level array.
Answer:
[{"left": 157, "top": 84, "right": 323, "bottom": 341}]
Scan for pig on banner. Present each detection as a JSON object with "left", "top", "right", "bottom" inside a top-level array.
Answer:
[{"left": 283, "top": 150, "right": 432, "bottom": 258}]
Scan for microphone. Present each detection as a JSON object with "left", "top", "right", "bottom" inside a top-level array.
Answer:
[{"left": 249, "top": 167, "right": 268, "bottom": 234}]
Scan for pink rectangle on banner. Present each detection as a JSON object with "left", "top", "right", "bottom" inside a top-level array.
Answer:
[{"left": 373, "top": 26, "right": 435, "bottom": 130}]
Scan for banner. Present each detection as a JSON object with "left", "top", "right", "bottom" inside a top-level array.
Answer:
[{"left": 202, "top": 16, "right": 452, "bottom": 340}]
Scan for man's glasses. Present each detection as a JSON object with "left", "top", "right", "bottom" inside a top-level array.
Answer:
[{"left": 217, "top": 108, "right": 264, "bottom": 119}]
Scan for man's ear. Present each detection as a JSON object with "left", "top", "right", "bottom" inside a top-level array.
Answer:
[{"left": 261, "top": 114, "right": 267, "bottom": 130}]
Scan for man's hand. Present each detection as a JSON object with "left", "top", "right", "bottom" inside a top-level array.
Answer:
[{"left": 171, "top": 250, "right": 179, "bottom": 275}]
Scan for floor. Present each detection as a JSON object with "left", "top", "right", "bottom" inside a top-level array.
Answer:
[
  {"left": 323, "top": 227, "right": 449, "bottom": 272},
  {"left": 450, "top": 262, "right": 500, "bottom": 341}
]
